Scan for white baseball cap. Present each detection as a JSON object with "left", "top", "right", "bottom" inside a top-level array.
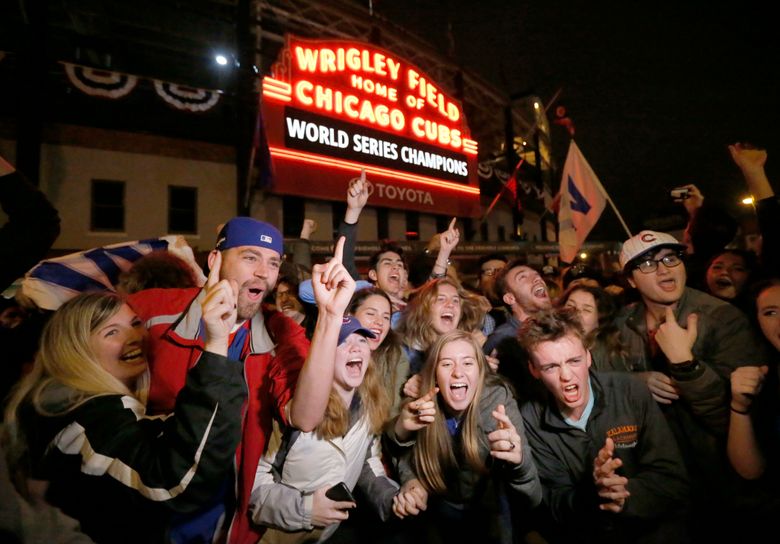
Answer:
[{"left": 619, "top": 230, "right": 686, "bottom": 271}]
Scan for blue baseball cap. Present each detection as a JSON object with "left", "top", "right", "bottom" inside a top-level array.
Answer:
[
  {"left": 338, "top": 315, "right": 376, "bottom": 345},
  {"left": 215, "top": 217, "right": 284, "bottom": 256}
]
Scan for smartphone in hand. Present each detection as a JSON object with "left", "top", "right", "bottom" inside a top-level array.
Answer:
[{"left": 325, "top": 482, "right": 355, "bottom": 503}]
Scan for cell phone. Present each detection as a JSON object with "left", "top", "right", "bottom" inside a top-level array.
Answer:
[
  {"left": 325, "top": 481, "right": 355, "bottom": 503},
  {"left": 670, "top": 187, "right": 690, "bottom": 200}
]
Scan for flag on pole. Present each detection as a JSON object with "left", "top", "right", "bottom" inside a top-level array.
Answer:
[{"left": 557, "top": 141, "right": 608, "bottom": 263}]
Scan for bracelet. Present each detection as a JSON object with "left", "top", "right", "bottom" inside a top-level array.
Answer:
[
  {"left": 730, "top": 405, "right": 750, "bottom": 415},
  {"left": 430, "top": 272, "right": 446, "bottom": 279},
  {"left": 671, "top": 359, "right": 700, "bottom": 373}
]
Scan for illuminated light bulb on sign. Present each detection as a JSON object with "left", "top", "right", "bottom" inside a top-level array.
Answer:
[
  {"left": 741, "top": 196, "right": 754, "bottom": 205},
  {"left": 215, "top": 55, "right": 228, "bottom": 66}
]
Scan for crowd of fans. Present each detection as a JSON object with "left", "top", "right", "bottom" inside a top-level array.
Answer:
[{"left": 0, "top": 142, "right": 778, "bottom": 544}]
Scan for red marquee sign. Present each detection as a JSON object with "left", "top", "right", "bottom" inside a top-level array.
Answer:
[{"left": 261, "top": 35, "right": 480, "bottom": 217}]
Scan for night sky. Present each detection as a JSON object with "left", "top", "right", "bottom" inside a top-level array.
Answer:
[{"left": 376, "top": 1, "right": 780, "bottom": 240}]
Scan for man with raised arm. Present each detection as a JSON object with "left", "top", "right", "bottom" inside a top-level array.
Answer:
[{"left": 128, "top": 217, "right": 355, "bottom": 544}]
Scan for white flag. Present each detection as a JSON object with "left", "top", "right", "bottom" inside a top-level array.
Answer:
[
  {"left": 558, "top": 141, "right": 608, "bottom": 263},
  {"left": 19, "top": 235, "right": 206, "bottom": 310}
]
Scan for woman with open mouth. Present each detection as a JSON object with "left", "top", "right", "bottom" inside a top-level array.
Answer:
[
  {"left": 348, "top": 287, "right": 409, "bottom": 418},
  {"left": 396, "top": 277, "right": 486, "bottom": 375},
  {"left": 2, "top": 290, "right": 247, "bottom": 544},
  {"left": 390, "top": 330, "right": 541, "bottom": 543},
  {"left": 249, "top": 316, "right": 399, "bottom": 543}
]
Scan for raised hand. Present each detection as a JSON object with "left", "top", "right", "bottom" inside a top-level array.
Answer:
[
  {"left": 439, "top": 217, "right": 460, "bottom": 254},
  {"left": 728, "top": 143, "right": 767, "bottom": 174},
  {"left": 310, "top": 485, "right": 354, "bottom": 528},
  {"left": 655, "top": 306, "right": 697, "bottom": 364},
  {"left": 486, "top": 348, "right": 500, "bottom": 372},
  {"left": 673, "top": 184, "right": 704, "bottom": 216},
  {"left": 344, "top": 169, "right": 369, "bottom": 224},
  {"left": 395, "top": 386, "right": 438, "bottom": 440},
  {"left": 311, "top": 237, "right": 356, "bottom": 318},
  {"left": 487, "top": 404, "right": 523, "bottom": 464},
  {"left": 638, "top": 371, "right": 680, "bottom": 404},
  {"left": 392, "top": 479, "right": 428, "bottom": 519},
  {"left": 731, "top": 365, "right": 769, "bottom": 413},
  {"left": 593, "top": 437, "right": 630, "bottom": 513},
  {"left": 201, "top": 250, "right": 238, "bottom": 356},
  {"left": 300, "top": 218, "right": 318, "bottom": 240}
]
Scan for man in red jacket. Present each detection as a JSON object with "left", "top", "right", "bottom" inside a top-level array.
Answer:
[{"left": 129, "top": 216, "right": 355, "bottom": 544}]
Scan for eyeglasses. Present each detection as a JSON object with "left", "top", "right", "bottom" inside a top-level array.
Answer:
[{"left": 634, "top": 253, "right": 683, "bottom": 274}]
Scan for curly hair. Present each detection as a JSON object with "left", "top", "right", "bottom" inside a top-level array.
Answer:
[{"left": 397, "top": 277, "right": 485, "bottom": 352}]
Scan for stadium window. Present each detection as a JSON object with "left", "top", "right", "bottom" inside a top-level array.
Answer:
[
  {"left": 282, "top": 195, "right": 305, "bottom": 238},
  {"left": 168, "top": 186, "right": 198, "bottom": 234},
  {"left": 377, "top": 207, "right": 389, "bottom": 240},
  {"left": 91, "top": 179, "right": 125, "bottom": 232}
]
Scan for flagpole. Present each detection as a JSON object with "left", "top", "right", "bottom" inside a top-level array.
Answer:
[
  {"left": 605, "top": 194, "right": 633, "bottom": 238},
  {"left": 479, "top": 158, "right": 524, "bottom": 225},
  {"left": 570, "top": 138, "right": 633, "bottom": 238}
]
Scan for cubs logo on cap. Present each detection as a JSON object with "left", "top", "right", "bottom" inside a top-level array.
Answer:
[
  {"left": 619, "top": 230, "right": 686, "bottom": 271},
  {"left": 338, "top": 315, "right": 376, "bottom": 345},
  {"left": 215, "top": 216, "right": 284, "bottom": 256}
]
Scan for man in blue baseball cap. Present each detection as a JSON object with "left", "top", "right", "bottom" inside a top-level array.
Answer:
[{"left": 129, "top": 217, "right": 356, "bottom": 544}]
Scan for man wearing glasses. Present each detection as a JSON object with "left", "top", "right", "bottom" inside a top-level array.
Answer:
[{"left": 614, "top": 230, "right": 768, "bottom": 541}]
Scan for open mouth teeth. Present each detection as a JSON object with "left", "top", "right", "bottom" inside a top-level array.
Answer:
[
  {"left": 346, "top": 358, "right": 363, "bottom": 369},
  {"left": 533, "top": 286, "right": 547, "bottom": 297},
  {"left": 121, "top": 349, "right": 143, "bottom": 361},
  {"left": 564, "top": 384, "right": 577, "bottom": 392},
  {"left": 369, "top": 328, "right": 382, "bottom": 336},
  {"left": 715, "top": 278, "right": 733, "bottom": 288},
  {"left": 451, "top": 383, "right": 467, "bottom": 389}
]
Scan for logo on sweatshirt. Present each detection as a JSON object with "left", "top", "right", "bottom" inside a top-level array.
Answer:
[{"left": 606, "top": 424, "right": 638, "bottom": 448}]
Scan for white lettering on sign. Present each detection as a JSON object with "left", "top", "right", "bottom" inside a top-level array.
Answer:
[
  {"left": 368, "top": 181, "right": 434, "bottom": 206},
  {"left": 400, "top": 146, "right": 467, "bottom": 176},
  {"left": 351, "top": 134, "right": 399, "bottom": 160},
  {"left": 286, "top": 117, "right": 349, "bottom": 148}
]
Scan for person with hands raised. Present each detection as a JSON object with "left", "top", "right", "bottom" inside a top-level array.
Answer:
[
  {"left": 592, "top": 438, "right": 629, "bottom": 513},
  {"left": 614, "top": 229, "right": 769, "bottom": 541},
  {"left": 729, "top": 143, "right": 779, "bottom": 276},
  {"left": 249, "top": 315, "right": 398, "bottom": 543},
  {"left": 727, "top": 365, "right": 770, "bottom": 480},
  {"left": 391, "top": 330, "right": 540, "bottom": 543},
  {"left": 392, "top": 386, "right": 438, "bottom": 443},
  {"left": 199, "top": 250, "right": 239, "bottom": 356},
  {"left": 518, "top": 308, "right": 689, "bottom": 543},
  {"left": 126, "top": 218, "right": 355, "bottom": 544},
  {"left": 428, "top": 217, "right": 460, "bottom": 281},
  {"left": 2, "top": 291, "right": 248, "bottom": 544},
  {"left": 487, "top": 404, "right": 524, "bottom": 465}
]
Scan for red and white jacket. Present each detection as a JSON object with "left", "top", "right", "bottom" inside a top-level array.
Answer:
[{"left": 129, "top": 287, "right": 310, "bottom": 544}]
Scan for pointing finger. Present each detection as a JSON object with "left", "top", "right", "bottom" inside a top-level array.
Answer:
[
  {"left": 664, "top": 305, "right": 676, "bottom": 326},
  {"left": 686, "top": 312, "right": 698, "bottom": 333},
  {"left": 360, "top": 168, "right": 366, "bottom": 184},
  {"left": 421, "top": 386, "right": 439, "bottom": 403},
  {"left": 495, "top": 404, "right": 507, "bottom": 429},
  {"left": 448, "top": 217, "right": 457, "bottom": 231},
  {"left": 333, "top": 236, "right": 345, "bottom": 264},
  {"left": 207, "top": 251, "right": 222, "bottom": 289}
]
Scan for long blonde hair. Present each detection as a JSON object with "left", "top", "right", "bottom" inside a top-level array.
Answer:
[
  {"left": 412, "top": 330, "right": 489, "bottom": 494},
  {"left": 316, "top": 341, "right": 390, "bottom": 441},
  {"left": 3, "top": 293, "right": 145, "bottom": 485},
  {"left": 4, "top": 292, "right": 142, "bottom": 427},
  {"left": 398, "top": 278, "right": 484, "bottom": 353}
]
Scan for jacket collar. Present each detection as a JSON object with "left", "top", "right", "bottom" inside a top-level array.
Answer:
[{"left": 168, "top": 289, "right": 275, "bottom": 354}]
